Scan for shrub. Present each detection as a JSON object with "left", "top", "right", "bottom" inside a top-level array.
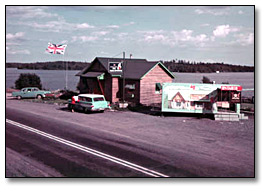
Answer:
[
  {"left": 15, "top": 73, "right": 42, "bottom": 89},
  {"left": 202, "top": 76, "right": 211, "bottom": 83}
]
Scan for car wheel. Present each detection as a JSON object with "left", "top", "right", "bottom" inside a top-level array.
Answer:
[
  {"left": 37, "top": 95, "right": 42, "bottom": 99},
  {"left": 84, "top": 108, "right": 88, "bottom": 114},
  {"left": 17, "top": 96, "right": 22, "bottom": 100}
]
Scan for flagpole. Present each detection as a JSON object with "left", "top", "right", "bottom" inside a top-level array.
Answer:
[{"left": 64, "top": 48, "right": 68, "bottom": 90}]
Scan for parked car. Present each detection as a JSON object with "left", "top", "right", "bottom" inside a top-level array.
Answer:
[
  {"left": 68, "top": 94, "right": 110, "bottom": 113},
  {"left": 12, "top": 87, "right": 51, "bottom": 99}
]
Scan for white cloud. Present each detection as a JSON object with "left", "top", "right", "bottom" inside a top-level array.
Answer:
[
  {"left": 72, "top": 36, "right": 99, "bottom": 43},
  {"left": 200, "top": 23, "right": 210, "bottom": 27},
  {"left": 92, "top": 31, "right": 110, "bottom": 36},
  {"left": 107, "top": 25, "right": 120, "bottom": 29},
  {"left": 6, "top": 6, "right": 58, "bottom": 19},
  {"left": 195, "top": 7, "right": 230, "bottom": 16},
  {"left": 238, "top": 10, "right": 244, "bottom": 15},
  {"left": 6, "top": 32, "right": 25, "bottom": 40},
  {"left": 17, "top": 19, "right": 96, "bottom": 33},
  {"left": 76, "top": 23, "right": 95, "bottom": 29},
  {"left": 139, "top": 29, "right": 209, "bottom": 47},
  {"left": 213, "top": 25, "right": 240, "bottom": 37},
  {"left": 235, "top": 33, "right": 254, "bottom": 46},
  {"left": 124, "top": 21, "right": 135, "bottom": 26},
  {"left": 6, "top": 48, "right": 30, "bottom": 55}
]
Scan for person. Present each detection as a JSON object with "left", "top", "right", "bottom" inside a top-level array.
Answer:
[{"left": 71, "top": 95, "right": 78, "bottom": 113}]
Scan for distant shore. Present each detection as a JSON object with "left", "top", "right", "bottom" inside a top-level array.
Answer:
[{"left": 6, "top": 60, "right": 254, "bottom": 73}]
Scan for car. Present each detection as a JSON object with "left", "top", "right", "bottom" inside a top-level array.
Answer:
[
  {"left": 12, "top": 87, "right": 51, "bottom": 100},
  {"left": 68, "top": 94, "right": 110, "bottom": 113}
]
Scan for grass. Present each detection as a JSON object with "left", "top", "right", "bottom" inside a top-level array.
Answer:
[{"left": 21, "top": 98, "right": 68, "bottom": 106}]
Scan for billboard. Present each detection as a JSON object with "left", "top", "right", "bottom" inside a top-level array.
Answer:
[
  {"left": 161, "top": 83, "right": 242, "bottom": 114},
  {"left": 109, "top": 62, "right": 123, "bottom": 72}
]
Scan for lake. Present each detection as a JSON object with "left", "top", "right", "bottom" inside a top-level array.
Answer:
[{"left": 6, "top": 68, "right": 254, "bottom": 97}]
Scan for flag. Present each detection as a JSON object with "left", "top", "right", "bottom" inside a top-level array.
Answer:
[{"left": 46, "top": 42, "right": 67, "bottom": 55}]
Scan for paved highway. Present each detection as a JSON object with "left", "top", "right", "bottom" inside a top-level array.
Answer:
[{"left": 6, "top": 98, "right": 254, "bottom": 177}]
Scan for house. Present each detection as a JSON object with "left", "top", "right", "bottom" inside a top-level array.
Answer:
[{"left": 76, "top": 57, "right": 174, "bottom": 106}]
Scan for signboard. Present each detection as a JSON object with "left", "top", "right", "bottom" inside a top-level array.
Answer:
[
  {"left": 221, "top": 85, "right": 242, "bottom": 91},
  {"left": 109, "top": 62, "right": 123, "bottom": 72}
]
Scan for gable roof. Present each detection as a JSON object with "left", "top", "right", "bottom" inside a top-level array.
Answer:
[{"left": 77, "top": 57, "right": 174, "bottom": 80}]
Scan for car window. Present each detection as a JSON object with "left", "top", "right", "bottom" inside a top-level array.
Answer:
[
  {"left": 93, "top": 97, "right": 104, "bottom": 102},
  {"left": 27, "top": 88, "right": 32, "bottom": 92},
  {"left": 32, "top": 88, "right": 39, "bottom": 91},
  {"left": 79, "top": 97, "right": 92, "bottom": 102},
  {"left": 22, "top": 88, "right": 26, "bottom": 92}
]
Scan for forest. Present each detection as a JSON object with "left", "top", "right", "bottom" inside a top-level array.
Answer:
[{"left": 6, "top": 60, "right": 254, "bottom": 73}]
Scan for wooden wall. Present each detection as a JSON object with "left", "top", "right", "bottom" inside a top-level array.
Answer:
[
  {"left": 140, "top": 64, "right": 173, "bottom": 106},
  {"left": 112, "top": 77, "right": 120, "bottom": 103}
]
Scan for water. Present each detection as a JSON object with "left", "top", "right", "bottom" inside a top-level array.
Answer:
[
  {"left": 6, "top": 68, "right": 80, "bottom": 91},
  {"left": 6, "top": 68, "right": 254, "bottom": 97}
]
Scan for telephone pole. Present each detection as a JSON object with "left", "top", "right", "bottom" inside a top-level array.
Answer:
[{"left": 122, "top": 52, "right": 125, "bottom": 102}]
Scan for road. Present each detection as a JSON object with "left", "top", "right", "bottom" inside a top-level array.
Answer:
[{"left": 5, "top": 97, "right": 255, "bottom": 177}]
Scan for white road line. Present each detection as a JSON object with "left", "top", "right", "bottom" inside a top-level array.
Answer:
[{"left": 6, "top": 119, "right": 169, "bottom": 177}]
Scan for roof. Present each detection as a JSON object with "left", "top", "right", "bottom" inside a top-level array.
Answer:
[
  {"left": 77, "top": 57, "right": 174, "bottom": 79},
  {"left": 78, "top": 94, "right": 105, "bottom": 98},
  {"left": 80, "top": 72, "right": 104, "bottom": 78}
]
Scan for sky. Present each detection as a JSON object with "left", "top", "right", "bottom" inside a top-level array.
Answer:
[{"left": 6, "top": 6, "right": 254, "bottom": 65}]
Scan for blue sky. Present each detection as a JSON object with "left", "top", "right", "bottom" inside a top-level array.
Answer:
[{"left": 6, "top": 6, "right": 254, "bottom": 65}]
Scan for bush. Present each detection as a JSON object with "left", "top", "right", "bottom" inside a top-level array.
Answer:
[
  {"left": 59, "top": 90, "right": 78, "bottom": 100},
  {"left": 202, "top": 76, "right": 211, "bottom": 83},
  {"left": 15, "top": 73, "right": 42, "bottom": 90}
]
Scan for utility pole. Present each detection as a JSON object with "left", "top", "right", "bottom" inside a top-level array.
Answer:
[{"left": 123, "top": 51, "right": 125, "bottom": 102}]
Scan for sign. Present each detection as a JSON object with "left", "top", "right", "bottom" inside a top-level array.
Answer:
[
  {"left": 190, "top": 94, "right": 209, "bottom": 101},
  {"left": 221, "top": 86, "right": 242, "bottom": 91},
  {"left": 109, "top": 62, "right": 122, "bottom": 72}
]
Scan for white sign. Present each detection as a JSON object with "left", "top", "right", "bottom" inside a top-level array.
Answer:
[{"left": 109, "top": 62, "right": 122, "bottom": 72}]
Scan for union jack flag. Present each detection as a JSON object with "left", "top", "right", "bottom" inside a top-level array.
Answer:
[{"left": 46, "top": 43, "right": 67, "bottom": 55}]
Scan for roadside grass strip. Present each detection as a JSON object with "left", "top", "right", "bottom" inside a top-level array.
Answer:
[{"left": 6, "top": 119, "right": 169, "bottom": 177}]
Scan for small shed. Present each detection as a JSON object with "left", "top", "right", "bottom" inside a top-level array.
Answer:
[{"left": 76, "top": 57, "right": 174, "bottom": 106}]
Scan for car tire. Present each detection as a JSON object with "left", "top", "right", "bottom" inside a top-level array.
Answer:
[
  {"left": 37, "top": 95, "right": 43, "bottom": 99},
  {"left": 17, "top": 96, "right": 22, "bottom": 100}
]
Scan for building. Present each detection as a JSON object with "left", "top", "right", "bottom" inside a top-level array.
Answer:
[{"left": 76, "top": 57, "right": 175, "bottom": 106}]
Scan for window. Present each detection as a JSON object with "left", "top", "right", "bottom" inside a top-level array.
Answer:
[
  {"left": 155, "top": 83, "right": 162, "bottom": 94},
  {"left": 94, "top": 97, "right": 105, "bottom": 102}
]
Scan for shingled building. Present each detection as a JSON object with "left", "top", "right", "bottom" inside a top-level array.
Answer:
[{"left": 76, "top": 57, "right": 174, "bottom": 106}]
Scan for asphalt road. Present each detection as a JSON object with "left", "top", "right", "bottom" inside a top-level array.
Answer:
[{"left": 5, "top": 97, "right": 255, "bottom": 177}]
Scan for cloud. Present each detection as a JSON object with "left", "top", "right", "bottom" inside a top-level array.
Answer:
[
  {"left": 6, "top": 32, "right": 25, "bottom": 40},
  {"left": 76, "top": 23, "right": 95, "bottom": 29},
  {"left": 123, "top": 21, "right": 135, "bottom": 26},
  {"left": 17, "top": 19, "right": 96, "bottom": 32},
  {"left": 6, "top": 6, "right": 58, "bottom": 19},
  {"left": 213, "top": 25, "right": 240, "bottom": 37},
  {"left": 235, "top": 33, "right": 254, "bottom": 46},
  {"left": 238, "top": 10, "right": 244, "bottom": 15},
  {"left": 195, "top": 6, "right": 230, "bottom": 16},
  {"left": 6, "top": 47, "right": 30, "bottom": 55},
  {"left": 139, "top": 29, "right": 209, "bottom": 47},
  {"left": 107, "top": 25, "right": 120, "bottom": 29},
  {"left": 200, "top": 23, "right": 210, "bottom": 27},
  {"left": 92, "top": 31, "right": 110, "bottom": 36},
  {"left": 72, "top": 36, "right": 99, "bottom": 43}
]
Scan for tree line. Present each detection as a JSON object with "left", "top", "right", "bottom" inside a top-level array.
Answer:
[
  {"left": 6, "top": 60, "right": 254, "bottom": 72},
  {"left": 6, "top": 61, "right": 90, "bottom": 70},
  {"left": 162, "top": 60, "right": 254, "bottom": 73}
]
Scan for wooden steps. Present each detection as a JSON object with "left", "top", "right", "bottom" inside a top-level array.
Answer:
[{"left": 214, "top": 112, "right": 248, "bottom": 121}]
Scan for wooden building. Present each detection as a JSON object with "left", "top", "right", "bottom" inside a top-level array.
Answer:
[{"left": 76, "top": 57, "right": 174, "bottom": 106}]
